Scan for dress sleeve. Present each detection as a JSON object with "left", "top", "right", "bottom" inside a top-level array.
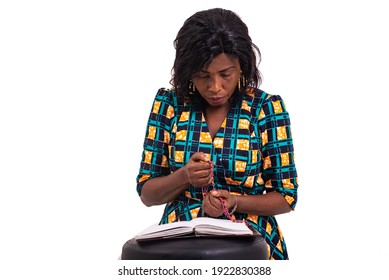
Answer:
[
  {"left": 136, "top": 88, "right": 175, "bottom": 196},
  {"left": 258, "top": 95, "right": 298, "bottom": 210}
]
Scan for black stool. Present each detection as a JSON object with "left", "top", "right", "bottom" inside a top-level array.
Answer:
[{"left": 121, "top": 235, "right": 268, "bottom": 260}]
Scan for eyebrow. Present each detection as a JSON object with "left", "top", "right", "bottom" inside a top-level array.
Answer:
[{"left": 200, "top": 66, "right": 236, "bottom": 73}]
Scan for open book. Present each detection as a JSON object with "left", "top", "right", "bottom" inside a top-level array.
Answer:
[{"left": 135, "top": 217, "right": 256, "bottom": 241}]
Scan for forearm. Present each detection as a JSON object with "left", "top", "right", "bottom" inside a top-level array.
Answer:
[
  {"left": 236, "top": 192, "right": 292, "bottom": 216},
  {"left": 140, "top": 167, "right": 190, "bottom": 206}
]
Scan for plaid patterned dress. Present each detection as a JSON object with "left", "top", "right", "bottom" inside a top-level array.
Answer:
[{"left": 136, "top": 87, "right": 298, "bottom": 260}]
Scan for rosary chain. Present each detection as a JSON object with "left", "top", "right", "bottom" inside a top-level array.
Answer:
[{"left": 203, "top": 161, "right": 243, "bottom": 223}]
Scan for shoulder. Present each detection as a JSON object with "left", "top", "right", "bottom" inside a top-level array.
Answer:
[
  {"left": 153, "top": 87, "right": 187, "bottom": 107},
  {"left": 153, "top": 87, "right": 176, "bottom": 103},
  {"left": 151, "top": 88, "right": 190, "bottom": 121},
  {"left": 243, "top": 87, "right": 288, "bottom": 115}
]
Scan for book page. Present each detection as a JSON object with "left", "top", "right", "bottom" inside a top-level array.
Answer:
[
  {"left": 135, "top": 218, "right": 254, "bottom": 241},
  {"left": 135, "top": 221, "right": 194, "bottom": 240},
  {"left": 191, "top": 217, "right": 253, "bottom": 236}
]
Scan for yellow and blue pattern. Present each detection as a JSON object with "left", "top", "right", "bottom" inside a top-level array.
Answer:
[{"left": 136, "top": 87, "right": 298, "bottom": 260}]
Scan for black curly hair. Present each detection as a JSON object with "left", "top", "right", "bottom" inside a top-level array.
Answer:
[{"left": 171, "top": 8, "right": 262, "bottom": 105}]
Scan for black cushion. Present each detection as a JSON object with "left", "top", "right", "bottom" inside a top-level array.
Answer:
[{"left": 121, "top": 235, "right": 268, "bottom": 260}]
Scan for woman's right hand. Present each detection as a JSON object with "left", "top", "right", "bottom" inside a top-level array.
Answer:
[{"left": 185, "top": 152, "right": 213, "bottom": 188}]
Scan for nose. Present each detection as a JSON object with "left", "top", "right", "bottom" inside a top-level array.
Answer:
[{"left": 208, "top": 76, "right": 222, "bottom": 93}]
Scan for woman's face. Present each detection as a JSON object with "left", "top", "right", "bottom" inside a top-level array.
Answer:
[{"left": 192, "top": 53, "right": 241, "bottom": 108}]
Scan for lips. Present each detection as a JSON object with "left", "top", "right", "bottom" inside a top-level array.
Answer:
[{"left": 208, "top": 96, "right": 225, "bottom": 105}]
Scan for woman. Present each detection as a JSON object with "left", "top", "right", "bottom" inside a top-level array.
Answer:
[{"left": 136, "top": 8, "right": 298, "bottom": 260}]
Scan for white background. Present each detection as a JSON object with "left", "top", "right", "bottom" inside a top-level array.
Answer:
[{"left": 1, "top": 0, "right": 388, "bottom": 279}]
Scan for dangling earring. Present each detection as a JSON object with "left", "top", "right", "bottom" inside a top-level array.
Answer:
[
  {"left": 238, "top": 74, "right": 245, "bottom": 92},
  {"left": 189, "top": 80, "right": 196, "bottom": 95}
]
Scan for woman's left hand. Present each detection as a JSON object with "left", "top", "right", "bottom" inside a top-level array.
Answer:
[{"left": 202, "top": 190, "right": 235, "bottom": 217}]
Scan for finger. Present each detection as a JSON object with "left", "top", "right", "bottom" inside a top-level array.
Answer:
[
  {"left": 194, "top": 162, "right": 212, "bottom": 171},
  {"left": 204, "top": 204, "right": 223, "bottom": 217},
  {"left": 187, "top": 162, "right": 211, "bottom": 174},
  {"left": 192, "top": 168, "right": 212, "bottom": 179},
  {"left": 209, "top": 194, "right": 223, "bottom": 208},
  {"left": 190, "top": 152, "right": 210, "bottom": 163},
  {"left": 192, "top": 177, "right": 213, "bottom": 188},
  {"left": 202, "top": 196, "right": 223, "bottom": 217},
  {"left": 187, "top": 166, "right": 211, "bottom": 184},
  {"left": 210, "top": 189, "right": 229, "bottom": 199}
]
